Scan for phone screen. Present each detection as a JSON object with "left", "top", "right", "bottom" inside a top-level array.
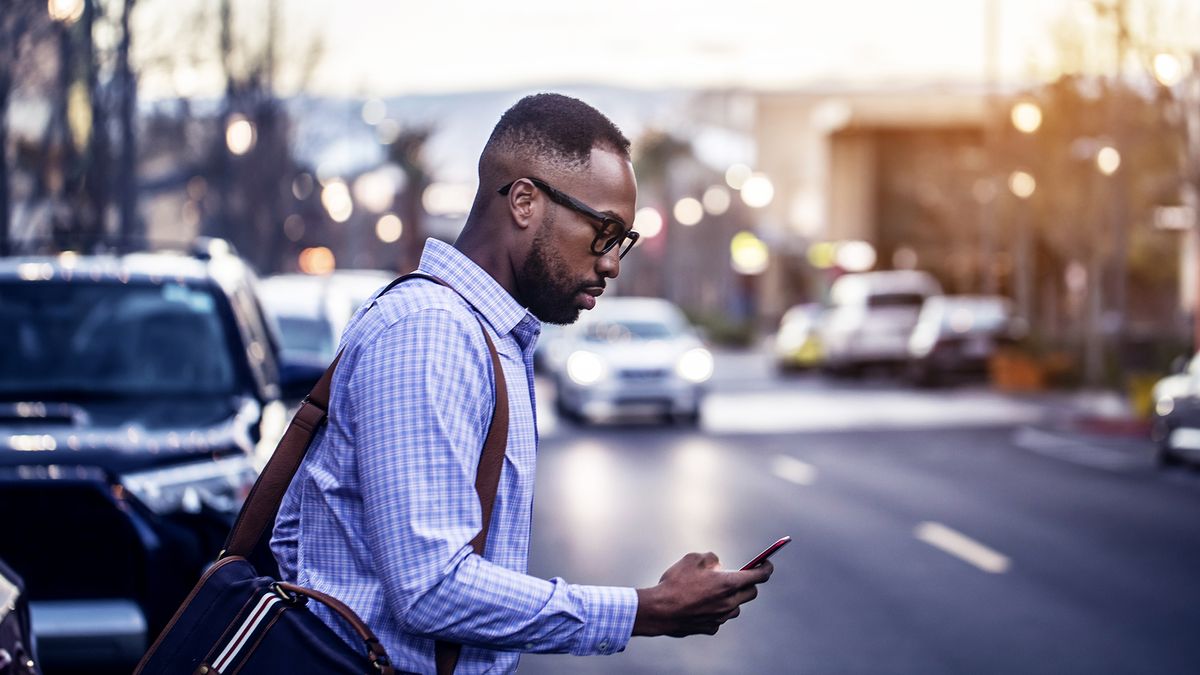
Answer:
[{"left": 740, "top": 536, "right": 791, "bottom": 570}]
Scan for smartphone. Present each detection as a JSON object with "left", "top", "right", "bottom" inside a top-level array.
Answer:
[{"left": 740, "top": 536, "right": 791, "bottom": 570}]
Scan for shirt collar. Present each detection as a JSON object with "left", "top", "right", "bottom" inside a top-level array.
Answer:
[{"left": 417, "top": 238, "right": 535, "bottom": 341}]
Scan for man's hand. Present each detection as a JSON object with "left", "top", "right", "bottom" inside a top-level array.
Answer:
[{"left": 632, "top": 552, "right": 774, "bottom": 638}]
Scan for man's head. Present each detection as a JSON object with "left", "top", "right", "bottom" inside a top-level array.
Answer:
[{"left": 466, "top": 93, "right": 637, "bottom": 325}]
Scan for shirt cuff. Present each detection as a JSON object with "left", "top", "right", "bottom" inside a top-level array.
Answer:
[{"left": 567, "top": 584, "right": 639, "bottom": 656}]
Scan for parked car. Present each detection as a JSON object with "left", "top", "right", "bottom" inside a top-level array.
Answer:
[
  {"left": 1150, "top": 351, "right": 1200, "bottom": 467},
  {"left": 906, "top": 295, "right": 1024, "bottom": 386},
  {"left": 773, "top": 303, "right": 825, "bottom": 372},
  {"left": 258, "top": 270, "right": 393, "bottom": 361},
  {"left": 552, "top": 297, "right": 713, "bottom": 425},
  {"left": 820, "top": 270, "right": 943, "bottom": 376},
  {"left": 0, "top": 244, "right": 317, "bottom": 669}
]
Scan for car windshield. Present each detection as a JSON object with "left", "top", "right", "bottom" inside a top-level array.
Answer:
[
  {"left": 0, "top": 281, "right": 237, "bottom": 398},
  {"left": 938, "top": 301, "right": 1009, "bottom": 331},
  {"left": 275, "top": 315, "right": 336, "bottom": 361},
  {"left": 582, "top": 319, "right": 678, "bottom": 343},
  {"left": 868, "top": 293, "right": 926, "bottom": 308}
]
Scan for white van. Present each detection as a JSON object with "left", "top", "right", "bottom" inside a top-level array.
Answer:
[{"left": 820, "top": 270, "right": 943, "bottom": 375}]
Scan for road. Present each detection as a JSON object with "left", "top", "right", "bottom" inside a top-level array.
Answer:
[{"left": 517, "top": 352, "right": 1200, "bottom": 674}]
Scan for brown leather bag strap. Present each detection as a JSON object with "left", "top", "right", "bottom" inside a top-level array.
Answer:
[
  {"left": 222, "top": 272, "right": 509, "bottom": 568},
  {"left": 435, "top": 321, "right": 509, "bottom": 675},
  {"left": 274, "top": 581, "right": 395, "bottom": 675}
]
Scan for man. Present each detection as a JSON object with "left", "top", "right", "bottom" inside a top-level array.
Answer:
[{"left": 272, "top": 93, "right": 772, "bottom": 674}]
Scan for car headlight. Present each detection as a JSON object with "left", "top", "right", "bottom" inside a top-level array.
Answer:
[
  {"left": 676, "top": 347, "right": 714, "bottom": 383},
  {"left": 120, "top": 455, "right": 257, "bottom": 515},
  {"left": 909, "top": 328, "right": 937, "bottom": 357},
  {"left": 1156, "top": 395, "right": 1175, "bottom": 417},
  {"left": 566, "top": 350, "right": 608, "bottom": 386}
]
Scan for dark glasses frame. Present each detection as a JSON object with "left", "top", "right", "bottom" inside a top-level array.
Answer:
[{"left": 498, "top": 177, "right": 639, "bottom": 259}]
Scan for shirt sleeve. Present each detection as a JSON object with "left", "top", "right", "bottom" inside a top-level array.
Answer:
[{"left": 349, "top": 306, "right": 638, "bottom": 655}]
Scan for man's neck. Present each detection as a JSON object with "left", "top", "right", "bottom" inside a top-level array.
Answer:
[{"left": 454, "top": 222, "right": 522, "bottom": 305}]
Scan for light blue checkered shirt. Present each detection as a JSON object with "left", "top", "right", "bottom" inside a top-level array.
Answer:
[{"left": 271, "top": 238, "right": 638, "bottom": 674}]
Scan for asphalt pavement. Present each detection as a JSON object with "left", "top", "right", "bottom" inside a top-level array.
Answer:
[{"left": 517, "top": 350, "right": 1200, "bottom": 674}]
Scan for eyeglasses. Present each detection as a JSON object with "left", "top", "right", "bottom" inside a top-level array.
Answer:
[{"left": 498, "top": 177, "right": 639, "bottom": 259}]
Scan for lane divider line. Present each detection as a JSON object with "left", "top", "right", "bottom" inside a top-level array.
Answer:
[
  {"left": 914, "top": 521, "right": 1010, "bottom": 574},
  {"left": 771, "top": 455, "right": 817, "bottom": 486}
]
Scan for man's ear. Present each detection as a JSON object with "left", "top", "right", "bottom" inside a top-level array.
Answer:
[{"left": 506, "top": 179, "right": 540, "bottom": 231}]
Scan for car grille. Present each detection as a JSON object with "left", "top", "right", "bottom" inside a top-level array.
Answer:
[
  {"left": 0, "top": 478, "right": 148, "bottom": 601},
  {"left": 618, "top": 368, "right": 670, "bottom": 381}
]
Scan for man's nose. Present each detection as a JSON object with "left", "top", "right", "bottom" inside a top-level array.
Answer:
[{"left": 596, "top": 246, "right": 620, "bottom": 279}]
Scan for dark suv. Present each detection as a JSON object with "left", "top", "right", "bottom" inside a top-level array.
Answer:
[{"left": 0, "top": 244, "right": 312, "bottom": 669}]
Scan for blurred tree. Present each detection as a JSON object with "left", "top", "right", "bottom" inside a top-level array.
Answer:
[
  {"left": 385, "top": 125, "right": 432, "bottom": 273},
  {"left": 631, "top": 129, "right": 692, "bottom": 298}
]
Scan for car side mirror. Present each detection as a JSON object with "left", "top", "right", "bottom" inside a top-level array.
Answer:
[{"left": 279, "top": 356, "right": 328, "bottom": 402}]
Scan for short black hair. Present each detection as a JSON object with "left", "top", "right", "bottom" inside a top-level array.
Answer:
[{"left": 482, "top": 93, "right": 631, "bottom": 173}]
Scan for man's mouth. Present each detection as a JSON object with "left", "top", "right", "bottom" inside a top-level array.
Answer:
[{"left": 577, "top": 286, "right": 604, "bottom": 310}]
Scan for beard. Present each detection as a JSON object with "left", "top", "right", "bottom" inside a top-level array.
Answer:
[{"left": 520, "top": 213, "right": 591, "bottom": 325}]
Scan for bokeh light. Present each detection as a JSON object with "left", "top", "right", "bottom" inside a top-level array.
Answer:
[
  {"left": 740, "top": 173, "right": 775, "bottom": 208},
  {"left": 725, "top": 164, "right": 752, "bottom": 190},
  {"left": 730, "top": 231, "right": 769, "bottom": 274},
  {"left": 836, "top": 240, "right": 876, "bottom": 272},
  {"left": 673, "top": 197, "right": 703, "bottom": 226},
  {"left": 225, "top": 114, "right": 256, "bottom": 156},
  {"left": 47, "top": 0, "right": 84, "bottom": 23},
  {"left": 702, "top": 185, "right": 731, "bottom": 215},
  {"left": 1153, "top": 53, "right": 1185, "bottom": 87},
  {"left": 375, "top": 214, "right": 403, "bottom": 243},
  {"left": 1010, "top": 101, "right": 1042, "bottom": 134},
  {"left": 633, "top": 207, "right": 664, "bottom": 239},
  {"left": 1008, "top": 170, "right": 1036, "bottom": 199},
  {"left": 361, "top": 98, "right": 386, "bottom": 126},
  {"left": 321, "top": 180, "right": 353, "bottom": 222},
  {"left": 1096, "top": 146, "right": 1121, "bottom": 176},
  {"left": 298, "top": 247, "right": 335, "bottom": 275}
]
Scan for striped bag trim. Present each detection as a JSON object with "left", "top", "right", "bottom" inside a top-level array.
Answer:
[{"left": 208, "top": 592, "right": 282, "bottom": 673}]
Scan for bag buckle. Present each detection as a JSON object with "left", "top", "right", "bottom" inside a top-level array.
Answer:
[{"left": 270, "top": 583, "right": 307, "bottom": 607}]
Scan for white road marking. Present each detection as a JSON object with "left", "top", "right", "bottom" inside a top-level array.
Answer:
[
  {"left": 914, "top": 521, "right": 1011, "bottom": 574},
  {"left": 771, "top": 455, "right": 817, "bottom": 485},
  {"left": 1012, "top": 427, "right": 1145, "bottom": 472}
]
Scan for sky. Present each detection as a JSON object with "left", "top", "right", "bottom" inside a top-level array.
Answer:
[{"left": 129, "top": 0, "right": 1200, "bottom": 100}]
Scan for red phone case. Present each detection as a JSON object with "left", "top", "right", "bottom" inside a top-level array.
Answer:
[{"left": 741, "top": 536, "right": 791, "bottom": 570}]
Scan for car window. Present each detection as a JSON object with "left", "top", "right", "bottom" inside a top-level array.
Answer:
[
  {"left": 276, "top": 316, "right": 336, "bottom": 361},
  {"left": 582, "top": 320, "right": 678, "bottom": 343},
  {"left": 0, "top": 281, "right": 237, "bottom": 397},
  {"left": 941, "top": 301, "right": 1009, "bottom": 331},
  {"left": 868, "top": 293, "right": 926, "bottom": 308}
]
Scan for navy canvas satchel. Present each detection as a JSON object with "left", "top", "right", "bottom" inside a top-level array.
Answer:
[{"left": 134, "top": 273, "right": 509, "bottom": 675}]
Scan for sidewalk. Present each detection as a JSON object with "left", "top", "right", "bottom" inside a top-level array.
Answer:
[{"left": 1020, "top": 389, "right": 1153, "bottom": 438}]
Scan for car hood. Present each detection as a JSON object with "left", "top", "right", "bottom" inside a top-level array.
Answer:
[
  {"left": 0, "top": 396, "right": 260, "bottom": 473},
  {"left": 573, "top": 338, "right": 700, "bottom": 368}
]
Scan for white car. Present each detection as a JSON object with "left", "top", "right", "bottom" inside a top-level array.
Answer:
[
  {"left": 820, "top": 270, "right": 943, "bottom": 375},
  {"left": 257, "top": 270, "right": 393, "bottom": 365},
  {"left": 551, "top": 297, "right": 713, "bottom": 425}
]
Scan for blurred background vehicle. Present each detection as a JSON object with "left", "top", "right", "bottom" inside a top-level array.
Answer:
[
  {"left": 552, "top": 297, "right": 713, "bottom": 426},
  {"left": 0, "top": 245, "right": 317, "bottom": 671},
  {"left": 1150, "top": 351, "right": 1200, "bottom": 467},
  {"left": 256, "top": 269, "right": 392, "bottom": 370},
  {"left": 906, "top": 295, "right": 1025, "bottom": 387},
  {"left": 773, "top": 303, "right": 826, "bottom": 373},
  {"left": 820, "top": 270, "right": 943, "bottom": 377}
]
